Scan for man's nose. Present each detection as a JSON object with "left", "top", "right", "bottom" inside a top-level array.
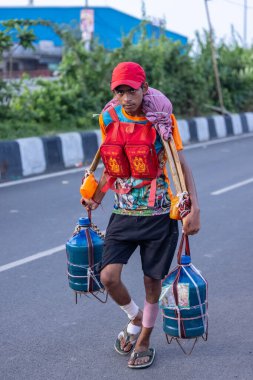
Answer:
[{"left": 122, "top": 92, "right": 132, "bottom": 101}]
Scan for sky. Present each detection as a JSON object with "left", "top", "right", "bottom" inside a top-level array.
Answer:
[{"left": 0, "top": 0, "right": 253, "bottom": 46}]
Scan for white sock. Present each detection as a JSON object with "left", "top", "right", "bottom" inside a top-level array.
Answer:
[
  {"left": 127, "top": 323, "right": 141, "bottom": 335},
  {"left": 120, "top": 299, "right": 139, "bottom": 320}
]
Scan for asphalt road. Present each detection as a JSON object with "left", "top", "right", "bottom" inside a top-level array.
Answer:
[{"left": 0, "top": 135, "right": 253, "bottom": 380}]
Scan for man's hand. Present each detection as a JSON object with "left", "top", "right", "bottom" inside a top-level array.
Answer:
[
  {"left": 80, "top": 197, "right": 100, "bottom": 212},
  {"left": 80, "top": 169, "right": 106, "bottom": 212},
  {"left": 182, "top": 208, "right": 200, "bottom": 235}
]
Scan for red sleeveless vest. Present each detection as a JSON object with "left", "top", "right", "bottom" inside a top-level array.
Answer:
[{"left": 100, "top": 107, "right": 159, "bottom": 179}]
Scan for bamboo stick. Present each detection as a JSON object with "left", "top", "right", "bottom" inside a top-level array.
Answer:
[
  {"left": 162, "top": 138, "right": 182, "bottom": 194},
  {"left": 89, "top": 149, "right": 101, "bottom": 173},
  {"left": 168, "top": 138, "right": 187, "bottom": 192}
]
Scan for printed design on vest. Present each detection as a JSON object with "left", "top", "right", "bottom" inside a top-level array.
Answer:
[
  {"left": 108, "top": 157, "right": 120, "bottom": 174},
  {"left": 132, "top": 156, "right": 146, "bottom": 173}
]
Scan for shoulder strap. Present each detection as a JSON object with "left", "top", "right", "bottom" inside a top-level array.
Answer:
[
  {"left": 108, "top": 107, "right": 119, "bottom": 123},
  {"left": 106, "top": 107, "right": 120, "bottom": 141}
]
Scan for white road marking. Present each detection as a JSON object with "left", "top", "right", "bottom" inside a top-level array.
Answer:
[
  {"left": 0, "top": 230, "right": 106, "bottom": 273},
  {"left": 0, "top": 245, "right": 65, "bottom": 273},
  {"left": 184, "top": 132, "right": 253, "bottom": 150},
  {"left": 0, "top": 164, "right": 103, "bottom": 188},
  {"left": 1, "top": 133, "right": 253, "bottom": 189},
  {"left": 0, "top": 167, "right": 83, "bottom": 188},
  {"left": 211, "top": 177, "right": 253, "bottom": 195}
]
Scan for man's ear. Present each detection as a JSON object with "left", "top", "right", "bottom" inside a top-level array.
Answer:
[{"left": 142, "top": 82, "right": 149, "bottom": 95}]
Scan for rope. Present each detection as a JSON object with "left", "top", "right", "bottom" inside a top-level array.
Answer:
[
  {"left": 161, "top": 301, "right": 207, "bottom": 312},
  {"left": 190, "top": 263, "right": 209, "bottom": 333},
  {"left": 90, "top": 222, "right": 105, "bottom": 239},
  {"left": 162, "top": 310, "right": 208, "bottom": 320},
  {"left": 67, "top": 260, "right": 98, "bottom": 271},
  {"left": 182, "top": 266, "right": 207, "bottom": 333},
  {"left": 72, "top": 223, "right": 105, "bottom": 239}
]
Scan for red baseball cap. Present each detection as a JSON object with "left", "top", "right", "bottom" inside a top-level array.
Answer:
[{"left": 110, "top": 62, "right": 146, "bottom": 91}]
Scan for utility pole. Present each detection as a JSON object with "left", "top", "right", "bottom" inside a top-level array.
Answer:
[
  {"left": 244, "top": 0, "right": 247, "bottom": 47},
  {"left": 141, "top": 0, "right": 146, "bottom": 19},
  {"left": 204, "top": 0, "right": 225, "bottom": 114}
]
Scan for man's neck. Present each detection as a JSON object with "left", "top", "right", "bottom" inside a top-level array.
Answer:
[{"left": 123, "top": 107, "right": 144, "bottom": 117}]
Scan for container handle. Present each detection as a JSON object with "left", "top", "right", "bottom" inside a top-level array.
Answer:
[
  {"left": 87, "top": 208, "right": 92, "bottom": 222},
  {"left": 177, "top": 233, "right": 190, "bottom": 264}
]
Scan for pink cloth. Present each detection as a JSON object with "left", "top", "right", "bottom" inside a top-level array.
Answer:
[
  {"left": 102, "top": 87, "right": 173, "bottom": 141},
  {"left": 142, "top": 300, "right": 159, "bottom": 328}
]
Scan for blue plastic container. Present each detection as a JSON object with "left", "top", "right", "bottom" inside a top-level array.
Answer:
[
  {"left": 159, "top": 238, "right": 208, "bottom": 340},
  {"left": 66, "top": 217, "right": 104, "bottom": 293}
]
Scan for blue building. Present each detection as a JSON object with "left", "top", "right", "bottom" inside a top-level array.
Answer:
[{"left": 0, "top": 6, "right": 187, "bottom": 77}]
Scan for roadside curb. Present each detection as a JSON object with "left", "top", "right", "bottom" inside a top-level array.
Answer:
[{"left": 0, "top": 112, "right": 252, "bottom": 181}]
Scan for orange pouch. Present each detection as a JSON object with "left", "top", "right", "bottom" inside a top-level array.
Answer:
[
  {"left": 169, "top": 195, "right": 181, "bottom": 220},
  {"left": 125, "top": 144, "right": 158, "bottom": 179},
  {"left": 80, "top": 173, "right": 98, "bottom": 199},
  {"left": 100, "top": 144, "right": 130, "bottom": 178}
]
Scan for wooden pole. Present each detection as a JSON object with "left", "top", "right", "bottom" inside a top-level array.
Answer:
[
  {"left": 89, "top": 149, "right": 101, "bottom": 173},
  {"left": 168, "top": 138, "right": 187, "bottom": 192},
  {"left": 161, "top": 138, "right": 182, "bottom": 194}
]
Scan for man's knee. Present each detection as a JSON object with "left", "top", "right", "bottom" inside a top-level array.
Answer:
[
  {"left": 144, "top": 275, "right": 161, "bottom": 300},
  {"left": 100, "top": 265, "right": 121, "bottom": 289}
]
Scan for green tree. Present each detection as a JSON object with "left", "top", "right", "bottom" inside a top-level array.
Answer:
[{"left": 1, "top": 19, "right": 253, "bottom": 140}]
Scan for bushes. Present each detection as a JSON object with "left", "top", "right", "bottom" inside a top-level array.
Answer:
[
  {"left": 194, "top": 31, "right": 253, "bottom": 113},
  {"left": 0, "top": 21, "right": 253, "bottom": 140}
]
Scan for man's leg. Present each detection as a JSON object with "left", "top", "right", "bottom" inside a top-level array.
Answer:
[
  {"left": 100, "top": 263, "right": 142, "bottom": 352},
  {"left": 128, "top": 275, "right": 161, "bottom": 366}
]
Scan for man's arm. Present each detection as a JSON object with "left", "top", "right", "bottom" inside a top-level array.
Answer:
[
  {"left": 178, "top": 151, "right": 200, "bottom": 235},
  {"left": 81, "top": 113, "right": 108, "bottom": 211}
]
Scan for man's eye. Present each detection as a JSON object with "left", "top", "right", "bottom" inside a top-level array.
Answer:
[
  {"left": 129, "top": 89, "right": 136, "bottom": 94},
  {"left": 116, "top": 91, "right": 124, "bottom": 95}
]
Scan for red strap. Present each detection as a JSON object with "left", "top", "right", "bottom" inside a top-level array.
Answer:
[
  {"left": 87, "top": 208, "right": 92, "bottom": 221},
  {"left": 148, "top": 178, "right": 157, "bottom": 207},
  {"left": 177, "top": 234, "right": 191, "bottom": 264},
  {"left": 172, "top": 266, "right": 187, "bottom": 339},
  {"left": 147, "top": 168, "right": 163, "bottom": 207},
  {"left": 101, "top": 174, "right": 131, "bottom": 194},
  {"left": 107, "top": 107, "right": 120, "bottom": 141},
  {"left": 85, "top": 228, "right": 94, "bottom": 292},
  {"left": 108, "top": 107, "right": 119, "bottom": 122},
  {"left": 101, "top": 176, "right": 116, "bottom": 193},
  {"left": 185, "top": 235, "right": 190, "bottom": 255},
  {"left": 173, "top": 268, "right": 181, "bottom": 307}
]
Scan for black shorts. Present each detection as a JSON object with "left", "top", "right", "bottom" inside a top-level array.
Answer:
[{"left": 101, "top": 213, "right": 179, "bottom": 280}]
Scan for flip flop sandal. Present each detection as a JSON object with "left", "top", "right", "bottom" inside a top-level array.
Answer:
[
  {"left": 114, "top": 323, "right": 141, "bottom": 356},
  {"left": 128, "top": 348, "right": 156, "bottom": 369}
]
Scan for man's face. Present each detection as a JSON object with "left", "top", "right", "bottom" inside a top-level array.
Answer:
[{"left": 113, "top": 83, "right": 148, "bottom": 116}]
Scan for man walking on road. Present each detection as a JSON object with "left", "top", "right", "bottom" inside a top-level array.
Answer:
[{"left": 81, "top": 62, "right": 200, "bottom": 369}]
